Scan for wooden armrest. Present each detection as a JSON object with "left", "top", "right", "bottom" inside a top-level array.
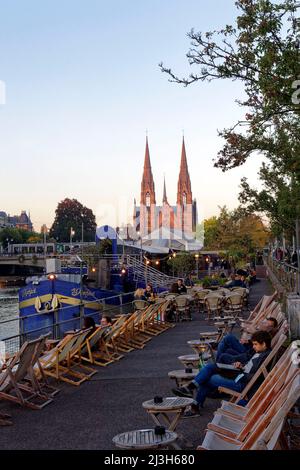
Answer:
[
  {"left": 218, "top": 387, "right": 240, "bottom": 397},
  {"left": 199, "top": 331, "right": 218, "bottom": 337}
]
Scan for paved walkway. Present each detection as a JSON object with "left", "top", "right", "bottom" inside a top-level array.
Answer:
[{"left": 0, "top": 279, "right": 273, "bottom": 450}]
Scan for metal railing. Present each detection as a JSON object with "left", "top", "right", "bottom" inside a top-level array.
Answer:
[
  {"left": 0, "top": 290, "right": 136, "bottom": 356},
  {"left": 124, "top": 255, "right": 177, "bottom": 289},
  {"left": 264, "top": 255, "right": 300, "bottom": 294}
]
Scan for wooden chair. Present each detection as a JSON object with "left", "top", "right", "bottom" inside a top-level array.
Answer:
[
  {"left": 0, "top": 336, "right": 54, "bottom": 410},
  {"left": 223, "top": 293, "right": 244, "bottom": 319},
  {"left": 198, "top": 370, "right": 300, "bottom": 450},
  {"left": 206, "top": 343, "right": 298, "bottom": 440},
  {"left": 107, "top": 314, "right": 136, "bottom": 353},
  {"left": 23, "top": 333, "right": 60, "bottom": 399},
  {"left": 37, "top": 329, "right": 97, "bottom": 386},
  {"left": 174, "top": 296, "right": 191, "bottom": 322},
  {"left": 218, "top": 332, "right": 288, "bottom": 403},
  {"left": 79, "top": 326, "right": 116, "bottom": 366},
  {"left": 238, "top": 292, "right": 277, "bottom": 329},
  {"left": 101, "top": 316, "right": 130, "bottom": 360},
  {"left": 204, "top": 294, "right": 223, "bottom": 322},
  {"left": 0, "top": 411, "right": 12, "bottom": 426},
  {"left": 196, "top": 289, "right": 211, "bottom": 312}
]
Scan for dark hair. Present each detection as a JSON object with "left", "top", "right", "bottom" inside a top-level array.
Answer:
[
  {"left": 102, "top": 315, "right": 112, "bottom": 324},
  {"left": 83, "top": 316, "right": 96, "bottom": 329},
  {"left": 251, "top": 330, "right": 272, "bottom": 349},
  {"left": 267, "top": 317, "right": 278, "bottom": 328}
]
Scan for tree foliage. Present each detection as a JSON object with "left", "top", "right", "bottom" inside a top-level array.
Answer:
[
  {"left": 204, "top": 206, "right": 269, "bottom": 257},
  {"left": 0, "top": 227, "right": 41, "bottom": 248},
  {"left": 49, "top": 198, "right": 97, "bottom": 242},
  {"left": 167, "top": 252, "right": 196, "bottom": 277},
  {"left": 81, "top": 240, "right": 112, "bottom": 268},
  {"left": 160, "top": 0, "right": 300, "bottom": 239}
]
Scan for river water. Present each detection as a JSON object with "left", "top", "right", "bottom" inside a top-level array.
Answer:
[{"left": 0, "top": 287, "right": 19, "bottom": 340}]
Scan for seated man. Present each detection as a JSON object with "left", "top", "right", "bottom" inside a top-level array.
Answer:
[
  {"left": 184, "top": 274, "right": 194, "bottom": 287},
  {"left": 100, "top": 315, "right": 113, "bottom": 331},
  {"left": 172, "top": 331, "right": 272, "bottom": 416},
  {"left": 225, "top": 274, "right": 247, "bottom": 289},
  {"left": 173, "top": 279, "right": 187, "bottom": 295},
  {"left": 216, "top": 317, "right": 278, "bottom": 364}
]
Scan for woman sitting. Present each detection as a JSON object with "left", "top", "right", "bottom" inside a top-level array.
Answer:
[
  {"left": 134, "top": 288, "right": 147, "bottom": 301},
  {"left": 144, "top": 284, "right": 155, "bottom": 302}
]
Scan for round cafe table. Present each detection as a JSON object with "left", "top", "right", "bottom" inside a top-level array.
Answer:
[
  {"left": 178, "top": 354, "right": 199, "bottom": 368},
  {"left": 142, "top": 397, "right": 194, "bottom": 432},
  {"left": 112, "top": 428, "right": 178, "bottom": 450},
  {"left": 168, "top": 369, "right": 198, "bottom": 387}
]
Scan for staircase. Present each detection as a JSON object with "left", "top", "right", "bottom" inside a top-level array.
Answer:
[{"left": 115, "top": 255, "right": 177, "bottom": 291}]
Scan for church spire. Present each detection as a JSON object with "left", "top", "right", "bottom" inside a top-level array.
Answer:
[
  {"left": 163, "top": 175, "right": 168, "bottom": 204},
  {"left": 141, "top": 137, "right": 156, "bottom": 205},
  {"left": 177, "top": 137, "right": 192, "bottom": 205}
]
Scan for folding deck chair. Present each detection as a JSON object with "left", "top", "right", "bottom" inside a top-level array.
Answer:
[
  {"left": 198, "top": 365, "right": 300, "bottom": 450},
  {"left": 218, "top": 332, "right": 288, "bottom": 403},
  {"left": 36, "top": 329, "right": 97, "bottom": 386},
  {"left": 206, "top": 343, "right": 298, "bottom": 440},
  {"left": 0, "top": 336, "right": 54, "bottom": 410}
]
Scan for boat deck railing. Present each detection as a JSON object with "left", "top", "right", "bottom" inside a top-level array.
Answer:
[{"left": 0, "top": 289, "right": 164, "bottom": 357}]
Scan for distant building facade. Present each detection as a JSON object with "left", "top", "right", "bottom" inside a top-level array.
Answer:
[
  {"left": 133, "top": 137, "right": 198, "bottom": 241},
  {"left": 0, "top": 210, "right": 33, "bottom": 231}
]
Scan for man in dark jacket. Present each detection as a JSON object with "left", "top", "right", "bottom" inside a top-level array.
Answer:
[
  {"left": 171, "top": 279, "right": 187, "bottom": 294},
  {"left": 172, "top": 330, "right": 272, "bottom": 415},
  {"left": 216, "top": 317, "right": 278, "bottom": 364}
]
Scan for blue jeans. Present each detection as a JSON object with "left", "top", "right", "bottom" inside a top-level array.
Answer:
[
  {"left": 218, "top": 351, "right": 250, "bottom": 364},
  {"left": 216, "top": 334, "right": 252, "bottom": 361},
  {"left": 192, "top": 363, "right": 245, "bottom": 407}
]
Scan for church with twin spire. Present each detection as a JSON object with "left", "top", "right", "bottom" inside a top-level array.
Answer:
[{"left": 133, "top": 137, "right": 198, "bottom": 242}]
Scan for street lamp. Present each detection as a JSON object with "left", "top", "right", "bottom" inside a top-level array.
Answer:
[
  {"left": 70, "top": 227, "right": 75, "bottom": 249},
  {"left": 6, "top": 238, "right": 14, "bottom": 255},
  {"left": 195, "top": 253, "right": 200, "bottom": 279}
]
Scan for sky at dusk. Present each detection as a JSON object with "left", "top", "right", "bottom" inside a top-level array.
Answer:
[{"left": 0, "top": 0, "right": 265, "bottom": 232}]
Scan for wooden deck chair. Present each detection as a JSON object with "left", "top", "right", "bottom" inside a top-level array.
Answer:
[
  {"left": 246, "top": 292, "right": 277, "bottom": 322},
  {"left": 100, "top": 316, "right": 127, "bottom": 360},
  {"left": 198, "top": 371, "right": 300, "bottom": 450},
  {"left": 37, "top": 329, "right": 96, "bottom": 386},
  {"left": 118, "top": 311, "right": 147, "bottom": 350},
  {"left": 239, "top": 300, "right": 279, "bottom": 334},
  {"left": 130, "top": 308, "right": 154, "bottom": 345},
  {"left": 216, "top": 339, "right": 295, "bottom": 422},
  {"left": 0, "top": 411, "right": 12, "bottom": 426},
  {"left": 79, "top": 327, "right": 115, "bottom": 366},
  {"left": 0, "top": 337, "right": 54, "bottom": 410},
  {"left": 239, "top": 292, "right": 277, "bottom": 328},
  {"left": 218, "top": 333, "right": 288, "bottom": 403},
  {"left": 136, "top": 303, "right": 163, "bottom": 337},
  {"left": 151, "top": 299, "right": 174, "bottom": 331},
  {"left": 106, "top": 314, "right": 136, "bottom": 353},
  {"left": 144, "top": 302, "right": 170, "bottom": 335},
  {"left": 206, "top": 345, "right": 298, "bottom": 439},
  {"left": 22, "top": 333, "right": 60, "bottom": 399}
]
